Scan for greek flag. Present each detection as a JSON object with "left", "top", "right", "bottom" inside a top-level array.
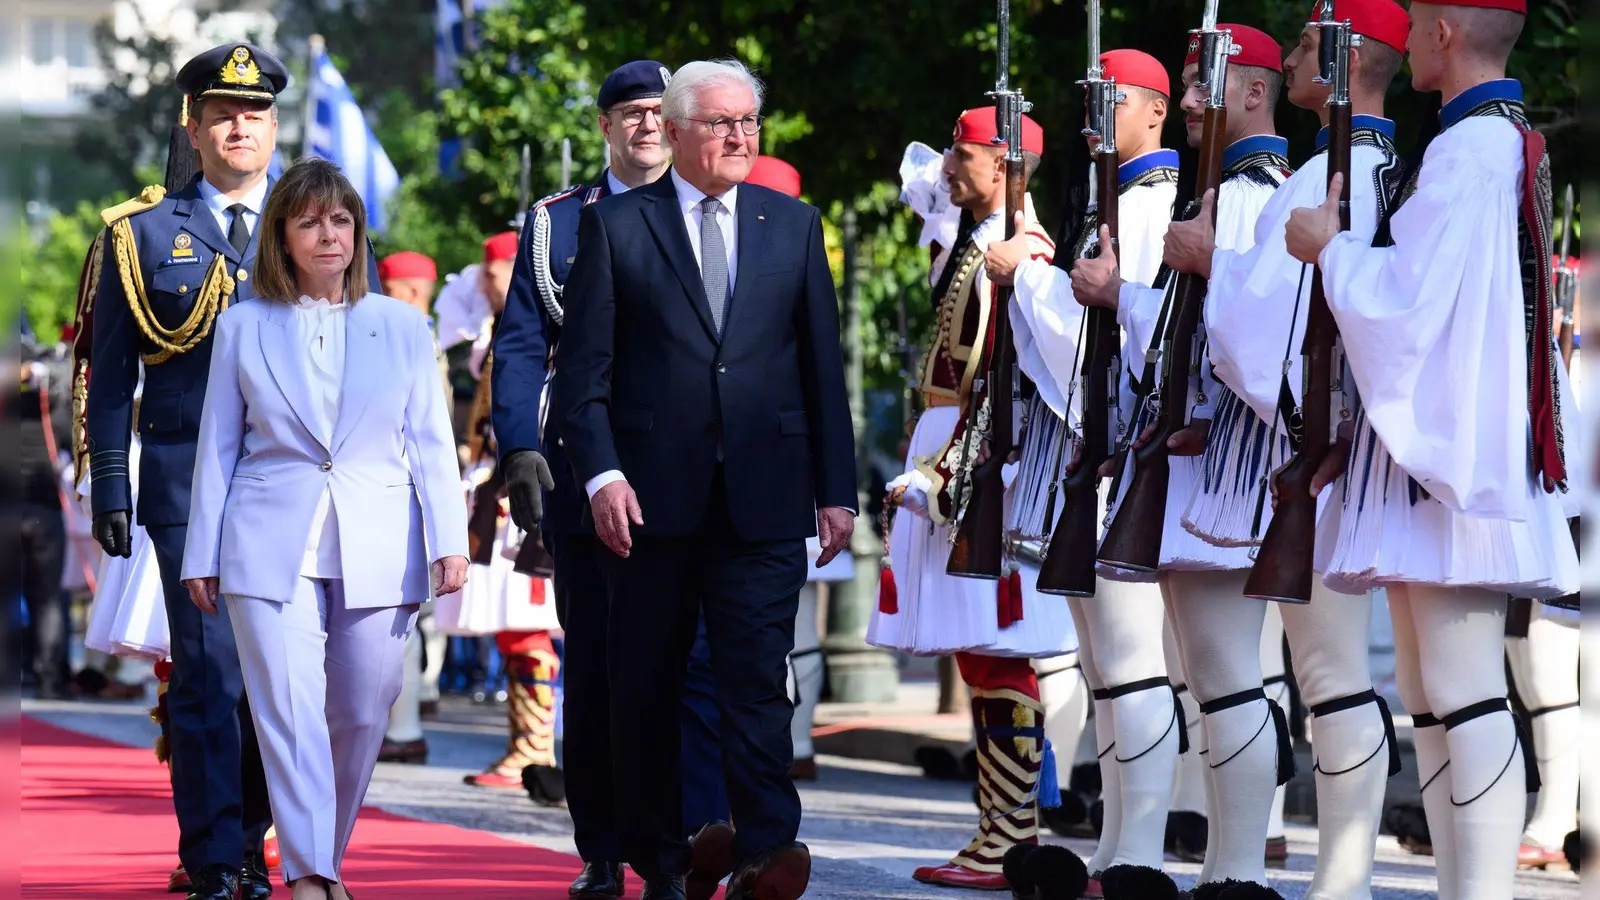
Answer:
[{"left": 305, "top": 48, "right": 401, "bottom": 233}]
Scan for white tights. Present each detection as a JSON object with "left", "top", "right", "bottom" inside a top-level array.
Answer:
[
  {"left": 1280, "top": 586, "right": 1389, "bottom": 900},
  {"left": 1069, "top": 577, "right": 1177, "bottom": 873},
  {"left": 1390, "top": 584, "right": 1526, "bottom": 900},
  {"left": 1163, "top": 570, "right": 1277, "bottom": 887},
  {"left": 1505, "top": 612, "right": 1579, "bottom": 850}
]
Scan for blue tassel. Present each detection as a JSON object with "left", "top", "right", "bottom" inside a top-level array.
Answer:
[{"left": 1038, "top": 739, "right": 1062, "bottom": 808}]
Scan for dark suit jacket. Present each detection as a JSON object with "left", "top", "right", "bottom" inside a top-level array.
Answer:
[
  {"left": 492, "top": 172, "right": 612, "bottom": 534},
  {"left": 554, "top": 171, "right": 855, "bottom": 542}
]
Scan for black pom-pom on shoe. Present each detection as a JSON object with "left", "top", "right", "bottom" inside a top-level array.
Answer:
[
  {"left": 1190, "top": 879, "right": 1255, "bottom": 900},
  {"left": 1022, "top": 844, "right": 1089, "bottom": 900},
  {"left": 1165, "top": 810, "right": 1208, "bottom": 862},
  {"left": 1040, "top": 790, "right": 1091, "bottom": 837},
  {"left": 1098, "top": 864, "right": 1178, "bottom": 900},
  {"left": 1564, "top": 829, "right": 1583, "bottom": 874},
  {"left": 1001, "top": 843, "right": 1040, "bottom": 898},
  {"left": 520, "top": 763, "right": 566, "bottom": 806},
  {"left": 1382, "top": 801, "right": 1432, "bottom": 856},
  {"left": 1214, "top": 880, "right": 1284, "bottom": 900}
]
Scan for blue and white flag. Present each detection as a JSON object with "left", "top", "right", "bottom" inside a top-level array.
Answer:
[
  {"left": 435, "top": 0, "right": 508, "bottom": 176},
  {"left": 305, "top": 48, "right": 401, "bottom": 233}
]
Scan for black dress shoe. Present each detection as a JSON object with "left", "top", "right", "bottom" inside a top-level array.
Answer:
[
  {"left": 726, "top": 842, "right": 811, "bottom": 900},
  {"left": 687, "top": 821, "right": 735, "bottom": 900},
  {"left": 377, "top": 737, "right": 429, "bottom": 764},
  {"left": 184, "top": 864, "right": 241, "bottom": 900},
  {"left": 569, "top": 861, "right": 624, "bottom": 899},
  {"left": 639, "top": 874, "right": 687, "bottom": 900},
  {"left": 240, "top": 853, "right": 273, "bottom": 900}
]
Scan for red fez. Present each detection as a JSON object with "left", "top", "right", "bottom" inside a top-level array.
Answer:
[
  {"left": 483, "top": 232, "right": 518, "bottom": 264},
  {"left": 954, "top": 107, "right": 1045, "bottom": 156},
  {"left": 379, "top": 251, "right": 438, "bottom": 282},
  {"left": 746, "top": 156, "right": 802, "bottom": 198},
  {"left": 1313, "top": 0, "right": 1411, "bottom": 52},
  {"left": 1101, "top": 49, "right": 1172, "bottom": 96},
  {"left": 1186, "top": 24, "right": 1284, "bottom": 72},
  {"left": 1421, "top": 0, "right": 1524, "bottom": 11}
]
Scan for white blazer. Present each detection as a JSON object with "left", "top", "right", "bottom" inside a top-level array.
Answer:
[{"left": 181, "top": 293, "right": 468, "bottom": 607}]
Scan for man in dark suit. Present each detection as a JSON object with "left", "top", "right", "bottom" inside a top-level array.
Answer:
[
  {"left": 494, "top": 59, "right": 736, "bottom": 900},
  {"left": 555, "top": 58, "right": 856, "bottom": 900}
]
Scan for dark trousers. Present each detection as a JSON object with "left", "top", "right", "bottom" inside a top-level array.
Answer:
[
  {"left": 551, "top": 530, "right": 729, "bottom": 864},
  {"left": 20, "top": 503, "right": 69, "bottom": 692},
  {"left": 600, "top": 474, "right": 804, "bottom": 877},
  {"left": 147, "top": 523, "right": 273, "bottom": 873}
]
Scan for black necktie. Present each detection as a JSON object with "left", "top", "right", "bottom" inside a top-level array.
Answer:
[{"left": 227, "top": 203, "right": 250, "bottom": 256}]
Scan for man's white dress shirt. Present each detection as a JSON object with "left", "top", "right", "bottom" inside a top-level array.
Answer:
[{"left": 197, "top": 176, "right": 269, "bottom": 244}]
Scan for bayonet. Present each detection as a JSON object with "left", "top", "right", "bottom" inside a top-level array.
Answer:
[{"left": 561, "top": 137, "right": 572, "bottom": 190}]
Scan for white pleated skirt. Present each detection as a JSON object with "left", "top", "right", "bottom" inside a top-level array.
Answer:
[
  {"left": 1315, "top": 411, "right": 1579, "bottom": 602},
  {"left": 866, "top": 406, "right": 1076, "bottom": 658},
  {"left": 434, "top": 522, "right": 560, "bottom": 635},
  {"left": 83, "top": 520, "right": 171, "bottom": 660}
]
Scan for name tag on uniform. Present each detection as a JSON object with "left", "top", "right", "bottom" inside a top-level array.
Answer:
[{"left": 159, "top": 256, "right": 202, "bottom": 267}]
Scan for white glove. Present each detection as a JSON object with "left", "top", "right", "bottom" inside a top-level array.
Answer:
[{"left": 887, "top": 470, "right": 935, "bottom": 519}]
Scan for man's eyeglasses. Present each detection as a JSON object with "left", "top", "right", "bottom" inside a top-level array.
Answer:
[
  {"left": 612, "top": 106, "right": 662, "bottom": 127},
  {"left": 689, "top": 115, "right": 765, "bottom": 138}
]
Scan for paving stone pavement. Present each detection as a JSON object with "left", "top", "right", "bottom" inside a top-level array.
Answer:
[{"left": 26, "top": 699, "right": 1581, "bottom": 899}]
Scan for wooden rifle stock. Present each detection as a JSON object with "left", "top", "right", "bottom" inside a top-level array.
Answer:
[
  {"left": 1097, "top": 107, "right": 1228, "bottom": 572},
  {"left": 1245, "top": 104, "right": 1351, "bottom": 603},
  {"left": 1037, "top": 155, "right": 1120, "bottom": 595},
  {"left": 947, "top": 172, "right": 1028, "bottom": 579}
]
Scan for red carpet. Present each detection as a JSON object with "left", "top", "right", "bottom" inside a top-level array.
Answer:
[{"left": 21, "top": 716, "right": 684, "bottom": 898}]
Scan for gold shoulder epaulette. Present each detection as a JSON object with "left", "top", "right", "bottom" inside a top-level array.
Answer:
[{"left": 100, "top": 185, "right": 167, "bottom": 228}]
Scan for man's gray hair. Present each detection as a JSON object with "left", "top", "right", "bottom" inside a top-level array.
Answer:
[{"left": 661, "top": 59, "right": 764, "bottom": 125}]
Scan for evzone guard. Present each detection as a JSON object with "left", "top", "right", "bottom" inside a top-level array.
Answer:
[
  {"left": 1072, "top": 17, "right": 1302, "bottom": 889},
  {"left": 1161, "top": 1, "right": 1414, "bottom": 895},
  {"left": 1283, "top": 1, "right": 1578, "bottom": 896},
  {"left": 987, "top": 44, "right": 1189, "bottom": 888},
  {"left": 867, "top": 105, "right": 1074, "bottom": 890}
]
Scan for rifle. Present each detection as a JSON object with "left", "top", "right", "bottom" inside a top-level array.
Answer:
[
  {"left": 1556, "top": 184, "right": 1576, "bottom": 369},
  {"left": 1244, "top": 7, "right": 1353, "bottom": 602},
  {"left": 1097, "top": 4, "right": 1231, "bottom": 573},
  {"left": 1037, "top": 0, "right": 1120, "bottom": 596},
  {"left": 946, "top": 0, "right": 1030, "bottom": 579}
]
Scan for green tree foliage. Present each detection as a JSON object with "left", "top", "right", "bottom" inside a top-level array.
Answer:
[{"left": 20, "top": 203, "right": 104, "bottom": 344}]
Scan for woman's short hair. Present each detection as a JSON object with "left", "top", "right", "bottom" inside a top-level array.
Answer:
[{"left": 254, "top": 157, "right": 370, "bottom": 302}]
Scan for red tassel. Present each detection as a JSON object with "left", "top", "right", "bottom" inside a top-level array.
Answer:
[
  {"left": 997, "top": 575, "right": 1014, "bottom": 628},
  {"left": 1008, "top": 567, "right": 1024, "bottom": 623},
  {"left": 878, "top": 563, "right": 898, "bottom": 614}
]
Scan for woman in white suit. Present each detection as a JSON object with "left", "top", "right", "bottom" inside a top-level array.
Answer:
[{"left": 181, "top": 158, "right": 468, "bottom": 900}]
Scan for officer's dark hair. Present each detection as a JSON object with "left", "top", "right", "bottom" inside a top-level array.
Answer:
[
  {"left": 1234, "top": 64, "right": 1282, "bottom": 117},
  {"left": 255, "top": 157, "right": 370, "bottom": 303},
  {"left": 1008, "top": 150, "right": 1043, "bottom": 183},
  {"left": 1355, "top": 40, "right": 1405, "bottom": 95}
]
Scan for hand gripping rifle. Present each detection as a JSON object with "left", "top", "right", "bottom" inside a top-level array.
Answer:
[
  {"left": 1243, "top": 7, "right": 1354, "bottom": 602},
  {"left": 1556, "top": 184, "right": 1576, "bottom": 369},
  {"left": 947, "top": 0, "right": 1031, "bottom": 579},
  {"left": 1036, "top": 0, "right": 1121, "bottom": 596},
  {"left": 1097, "top": 3, "right": 1231, "bottom": 572}
]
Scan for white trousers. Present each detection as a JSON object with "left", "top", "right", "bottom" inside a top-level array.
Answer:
[
  {"left": 1068, "top": 577, "right": 1176, "bottom": 873},
  {"left": 1163, "top": 569, "right": 1275, "bottom": 886},
  {"left": 1260, "top": 603, "right": 1289, "bottom": 842},
  {"left": 1506, "top": 612, "right": 1580, "bottom": 850},
  {"left": 228, "top": 579, "right": 418, "bottom": 882},
  {"left": 386, "top": 627, "right": 426, "bottom": 743},
  {"left": 1281, "top": 586, "right": 1389, "bottom": 900},
  {"left": 788, "top": 583, "right": 824, "bottom": 759},
  {"left": 1389, "top": 584, "right": 1524, "bottom": 900}
]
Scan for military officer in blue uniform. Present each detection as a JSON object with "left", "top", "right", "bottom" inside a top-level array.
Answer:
[
  {"left": 493, "top": 59, "right": 735, "bottom": 900},
  {"left": 83, "top": 43, "right": 375, "bottom": 900}
]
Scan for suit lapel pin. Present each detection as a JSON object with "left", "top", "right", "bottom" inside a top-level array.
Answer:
[
  {"left": 370, "top": 330, "right": 377, "bottom": 337},
  {"left": 757, "top": 215, "right": 765, "bottom": 221}
]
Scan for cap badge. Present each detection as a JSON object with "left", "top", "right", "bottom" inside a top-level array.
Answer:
[
  {"left": 220, "top": 46, "right": 261, "bottom": 86},
  {"left": 1188, "top": 36, "right": 1201, "bottom": 54},
  {"left": 659, "top": 66, "right": 672, "bottom": 87}
]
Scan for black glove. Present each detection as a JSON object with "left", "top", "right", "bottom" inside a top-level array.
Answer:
[
  {"left": 93, "top": 510, "right": 132, "bottom": 559},
  {"left": 503, "top": 450, "right": 556, "bottom": 532}
]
